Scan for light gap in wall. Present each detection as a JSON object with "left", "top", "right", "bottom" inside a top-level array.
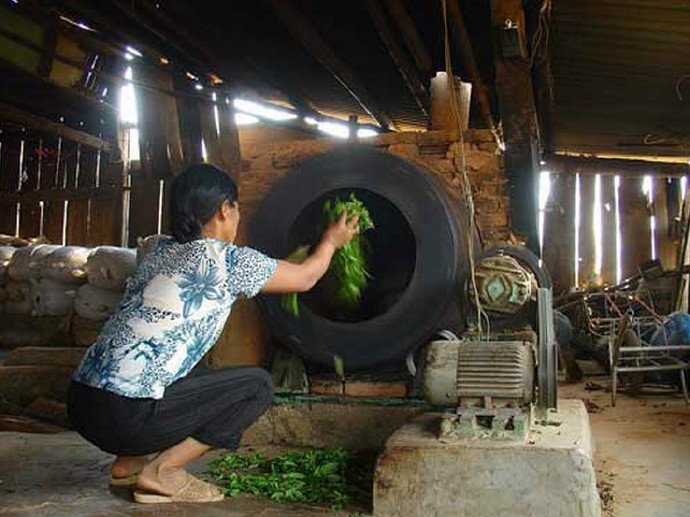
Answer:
[
  {"left": 574, "top": 173, "right": 581, "bottom": 287},
  {"left": 614, "top": 175, "right": 623, "bottom": 283},
  {"left": 212, "top": 92, "right": 220, "bottom": 136},
  {"left": 157, "top": 179, "right": 164, "bottom": 234},
  {"left": 37, "top": 137, "right": 44, "bottom": 236},
  {"left": 15, "top": 139, "right": 24, "bottom": 237},
  {"left": 642, "top": 175, "right": 656, "bottom": 260},
  {"left": 593, "top": 174, "right": 603, "bottom": 277},
  {"left": 537, "top": 170, "right": 551, "bottom": 257}
]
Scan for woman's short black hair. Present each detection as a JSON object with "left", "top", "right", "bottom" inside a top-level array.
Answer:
[{"left": 169, "top": 163, "right": 238, "bottom": 243}]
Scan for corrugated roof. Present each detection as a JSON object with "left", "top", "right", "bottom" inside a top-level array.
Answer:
[
  {"left": 550, "top": 0, "right": 690, "bottom": 158},
  {"left": 19, "top": 0, "right": 690, "bottom": 158}
]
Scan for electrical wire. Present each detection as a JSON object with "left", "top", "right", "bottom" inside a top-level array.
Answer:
[
  {"left": 530, "top": 0, "right": 552, "bottom": 67},
  {"left": 441, "top": 0, "right": 490, "bottom": 339}
]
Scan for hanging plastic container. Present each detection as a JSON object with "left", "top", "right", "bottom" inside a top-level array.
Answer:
[{"left": 429, "top": 71, "right": 472, "bottom": 131}]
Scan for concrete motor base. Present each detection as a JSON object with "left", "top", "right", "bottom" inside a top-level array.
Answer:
[{"left": 373, "top": 399, "right": 601, "bottom": 517}]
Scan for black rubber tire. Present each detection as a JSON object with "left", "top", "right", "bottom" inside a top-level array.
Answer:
[{"left": 249, "top": 146, "right": 477, "bottom": 371}]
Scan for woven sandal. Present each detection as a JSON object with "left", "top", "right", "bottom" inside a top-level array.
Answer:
[
  {"left": 133, "top": 473, "right": 224, "bottom": 504},
  {"left": 109, "top": 473, "right": 139, "bottom": 486}
]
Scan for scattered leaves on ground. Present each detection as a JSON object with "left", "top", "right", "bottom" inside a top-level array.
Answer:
[{"left": 208, "top": 448, "right": 376, "bottom": 510}]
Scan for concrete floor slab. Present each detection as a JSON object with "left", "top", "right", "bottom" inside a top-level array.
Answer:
[
  {"left": 0, "top": 433, "right": 363, "bottom": 517},
  {"left": 1, "top": 383, "right": 688, "bottom": 516}
]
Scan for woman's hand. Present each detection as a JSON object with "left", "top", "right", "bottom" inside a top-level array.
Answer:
[
  {"left": 260, "top": 211, "right": 360, "bottom": 294},
  {"left": 323, "top": 210, "right": 360, "bottom": 249}
]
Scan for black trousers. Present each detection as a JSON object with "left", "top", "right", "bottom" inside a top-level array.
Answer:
[{"left": 67, "top": 366, "right": 273, "bottom": 456}]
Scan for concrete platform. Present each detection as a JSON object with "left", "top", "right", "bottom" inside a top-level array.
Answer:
[{"left": 373, "top": 399, "right": 601, "bottom": 517}]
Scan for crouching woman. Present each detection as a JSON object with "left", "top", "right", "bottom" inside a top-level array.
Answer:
[{"left": 67, "top": 163, "right": 358, "bottom": 504}]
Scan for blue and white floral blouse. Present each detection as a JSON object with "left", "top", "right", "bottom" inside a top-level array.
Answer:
[{"left": 72, "top": 237, "right": 277, "bottom": 399}]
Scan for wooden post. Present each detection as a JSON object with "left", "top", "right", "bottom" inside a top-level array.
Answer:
[
  {"left": 542, "top": 173, "right": 575, "bottom": 295},
  {"left": 600, "top": 175, "right": 618, "bottom": 286},
  {"left": 654, "top": 177, "right": 675, "bottom": 270},
  {"left": 174, "top": 77, "right": 203, "bottom": 167},
  {"left": 578, "top": 174, "right": 596, "bottom": 286},
  {"left": 491, "top": 0, "right": 541, "bottom": 254},
  {"left": 217, "top": 100, "right": 241, "bottom": 177},
  {"left": 18, "top": 134, "right": 41, "bottom": 238},
  {"left": 619, "top": 177, "right": 651, "bottom": 279},
  {"left": 40, "top": 135, "right": 65, "bottom": 244}
]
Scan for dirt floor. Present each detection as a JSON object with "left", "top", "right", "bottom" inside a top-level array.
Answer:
[
  {"left": 0, "top": 377, "right": 688, "bottom": 517},
  {"left": 560, "top": 379, "right": 690, "bottom": 517}
]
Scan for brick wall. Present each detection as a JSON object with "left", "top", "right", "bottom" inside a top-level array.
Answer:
[{"left": 235, "top": 129, "right": 511, "bottom": 245}]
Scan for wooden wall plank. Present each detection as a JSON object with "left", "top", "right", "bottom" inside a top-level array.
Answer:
[
  {"left": 66, "top": 144, "right": 98, "bottom": 245},
  {"left": 600, "top": 175, "right": 618, "bottom": 285},
  {"left": 542, "top": 174, "right": 575, "bottom": 295},
  {"left": 65, "top": 143, "right": 90, "bottom": 244},
  {"left": 137, "top": 66, "right": 179, "bottom": 179},
  {"left": 200, "top": 101, "right": 220, "bottom": 165},
  {"left": 174, "top": 77, "right": 202, "bottom": 167},
  {"left": 18, "top": 135, "right": 41, "bottom": 238},
  {"left": 40, "top": 135, "right": 64, "bottom": 244},
  {"left": 0, "top": 130, "right": 22, "bottom": 235},
  {"left": 654, "top": 177, "right": 676, "bottom": 271},
  {"left": 127, "top": 174, "right": 160, "bottom": 247},
  {"left": 578, "top": 174, "right": 596, "bottom": 286},
  {"left": 217, "top": 102, "right": 241, "bottom": 177},
  {"left": 87, "top": 154, "right": 124, "bottom": 246},
  {"left": 619, "top": 177, "right": 651, "bottom": 279}
]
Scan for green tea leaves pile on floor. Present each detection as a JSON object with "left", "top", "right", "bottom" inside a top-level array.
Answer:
[
  {"left": 208, "top": 448, "right": 375, "bottom": 510},
  {"left": 323, "top": 194, "right": 374, "bottom": 310},
  {"left": 281, "top": 193, "right": 374, "bottom": 317}
]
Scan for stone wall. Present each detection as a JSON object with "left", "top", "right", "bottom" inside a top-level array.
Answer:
[
  {"left": 208, "top": 129, "right": 512, "bottom": 371},
  {"left": 235, "top": 129, "right": 511, "bottom": 245}
]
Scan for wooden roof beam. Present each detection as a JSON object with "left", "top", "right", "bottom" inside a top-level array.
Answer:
[
  {"left": 135, "top": 0, "right": 315, "bottom": 116},
  {"left": 490, "top": 0, "right": 541, "bottom": 253},
  {"left": 544, "top": 154, "right": 690, "bottom": 177},
  {"left": 0, "top": 101, "right": 111, "bottom": 151},
  {"left": 446, "top": 0, "right": 497, "bottom": 132},
  {"left": 366, "top": 0, "right": 429, "bottom": 119},
  {"left": 265, "top": 0, "right": 396, "bottom": 131},
  {"left": 382, "top": 0, "right": 433, "bottom": 74}
]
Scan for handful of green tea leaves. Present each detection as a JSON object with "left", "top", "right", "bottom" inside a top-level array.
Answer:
[
  {"left": 208, "top": 447, "right": 375, "bottom": 510},
  {"left": 281, "top": 193, "right": 374, "bottom": 317},
  {"left": 323, "top": 194, "right": 375, "bottom": 310}
]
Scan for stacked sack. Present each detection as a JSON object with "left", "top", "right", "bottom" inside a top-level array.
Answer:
[
  {"left": 0, "top": 246, "right": 17, "bottom": 312},
  {"left": 75, "top": 246, "right": 137, "bottom": 321},
  {"left": 5, "top": 244, "right": 63, "bottom": 315},
  {"left": 29, "top": 246, "right": 90, "bottom": 316}
]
